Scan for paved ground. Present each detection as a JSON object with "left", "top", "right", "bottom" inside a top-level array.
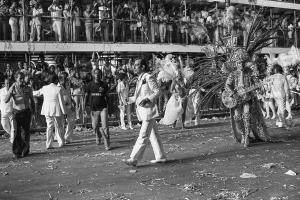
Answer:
[{"left": 0, "top": 115, "right": 299, "bottom": 200}]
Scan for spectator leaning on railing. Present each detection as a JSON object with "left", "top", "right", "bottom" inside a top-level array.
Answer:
[
  {"left": 9, "top": 1, "right": 19, "bottom": 42},
  {"left": 30, "top": 2, "right": 43, "bottom": 42},
  {"left": 48, "top": 0, "right": 63, "bottom": 42},
  {"left": 83, "top": 4, "right": 95, "bottom": 42}
]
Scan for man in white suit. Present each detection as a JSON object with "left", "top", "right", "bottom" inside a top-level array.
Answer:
[
  {"left": 123, "top": 59, "right": 167, "bottom": 167},
  {"left": 34, "top": 74, "right": 66, "bottom": 149}
]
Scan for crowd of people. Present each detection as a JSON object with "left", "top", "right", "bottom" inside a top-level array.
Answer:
[
  {"left": 0, "top": 0, "right": 298, "bottom": 46},
  {"left": 0, "top": 50, "right": 299, "bottom": 163}
]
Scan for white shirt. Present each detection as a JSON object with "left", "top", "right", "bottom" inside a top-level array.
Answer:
[
  {"left": 117, "top": 81, "right": 129, "bottom": 104},
  {"left": 0, "top": 87, "right": 13, "bottom": 115}
]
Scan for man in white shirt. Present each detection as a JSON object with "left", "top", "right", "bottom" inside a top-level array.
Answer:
[
  {"left": 0, "top": 77, "right": 15, "bottom": 143},
  {"left": 30, "top": 2, "right": 43, "bottom": 41},
  {"left": 117, "top": 72, "right": 133, "bottom": 130},
  {"left": 48, "top": 0, "right": 63, "bottom": 42}
]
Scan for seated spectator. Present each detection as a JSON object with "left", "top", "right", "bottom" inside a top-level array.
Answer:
[{"left": 30, "top": 2, "right": 43, "bottom": 42}]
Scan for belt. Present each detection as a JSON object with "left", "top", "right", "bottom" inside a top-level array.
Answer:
[{"left": 91, "top": 93, "right": 103, "bottom": 96}]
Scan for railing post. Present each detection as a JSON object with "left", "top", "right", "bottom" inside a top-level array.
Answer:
[
  {"left": 294, "top": 8, "right": 297, "bottom": 47},
  {"left": 112, "top": 0, "right": 115, "bottom": 42},
  {"left": 22, "top": 0, "right": 26, "bottom": 41}
]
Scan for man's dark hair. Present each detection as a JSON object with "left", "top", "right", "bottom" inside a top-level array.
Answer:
[
  {"left": 273, "top": 64, "right": 283, "bottom": 74},
  {"left": 49, "top": 74, "right": 59, "bottom": 84},
  {"left": 15, "top": 71, "right": 24, "bottom": 79},
  {"left": 58, "top": 71, "right": 68, "bottom": 81},
  {"left": 139, "top": 59, "right": 150, "bottom": 72},
  {"left": 118, "top": 72, "right": 127, "bottom": 81}
]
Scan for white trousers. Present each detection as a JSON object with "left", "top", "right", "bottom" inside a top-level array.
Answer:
[
  {"left": 1, "top": 112, "right": 15, "bottom": 143},
  {"left": 52, "top": 20, "right": 62, "bottom": 42},
  {"left": 63, "top": 111, "right": 75, "bottom": 141},
  {"left": 130, "top": 119, "right": 165, "bottom": 161},
  {"left": 119, "top": 105, "right": 132, "bottom": 128},
  {"left": 45, "top": 116, "right": 64, "bottom": 148},
  {"left": 9, "top": 17, "right": 18, "bottom": 42}
]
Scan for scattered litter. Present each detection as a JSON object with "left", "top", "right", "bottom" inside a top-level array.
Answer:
[
  {"left": 212, "top": 190, "right": 239, "bottom": 200},
  {"left": 270, "top": 196, "right": 289, "bottom": 200},
  {"left": 241, "top": 188, "right": 259, "bottom": 198},
  {"left": 283, "top": 184, "right": 296, "bottom": 190},
  {"left": 23, "top": 161, "right": 30, "bottom": 164},
  {"left": 47, "top": 159, "right": 61, "bottom": 164},
  {"left": 285, "top": 170, "right": 297, "bottom": 176},
  {"left": 79, "top": 188, "right": 93, "bottom": 194},
  {"left": 261, "top": 163, "right": 283, "bottom": 169},
  {"left": 0, "top": 172, "right": 8, "bottom": 176},
  {"left": 236, "top": 155, "right": 245, "bottom": 158},
  {"left": 182, "top": 183, "right": 202, "bottom": 193},
  {"left": 240, "top": 173, "right": 257, "bottom": 179},
  {"left": 129, "top": 170, "right": 137, "bottom": 174}
]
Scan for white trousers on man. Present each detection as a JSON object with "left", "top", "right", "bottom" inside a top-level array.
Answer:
[
  {"left": 1, "top": 112, "right": 15, "bottom": 143},
  {"left": 63, "top": 111, "right": 75, "bottom": 141},
  {"left": 52, "top": 20, "right": 62, "bottom": 42},
  {"left": 45, "top": 115, "right": 64, "bottom": 148},
  {"left": 130, "top": 119, "right": 165, "bottom": 161},
  {"left": 119, "top": 105, "right": 132, "bottom": 128}
]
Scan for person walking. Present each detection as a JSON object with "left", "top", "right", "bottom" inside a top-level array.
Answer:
[
  {"left": 58, "top": 72, "right": 75, "bottom": 144},
  {"left": 5, "top": 72, "right": 35, "bottom": 158},
  {"left": 33, "top": 74, "right": 66, "bottom": 149},
  {"left": 123, "top": 59, "right": 167, "bottom": 167},
  {"left": 84, "top": 68, "right": 111, "bottom": 150}
]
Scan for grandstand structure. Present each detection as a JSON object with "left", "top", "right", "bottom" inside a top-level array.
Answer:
[{"left": 0, "top": 0, "right": 299, "bottom": 63}]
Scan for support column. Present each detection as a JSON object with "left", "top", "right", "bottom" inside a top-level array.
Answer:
[{"left": 112, "top": 0, "right": 115, "bottom": 42}]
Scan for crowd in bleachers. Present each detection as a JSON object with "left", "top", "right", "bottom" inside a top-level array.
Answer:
[{"left": 0, "top": 0, "right": 299, "bottom": 46}]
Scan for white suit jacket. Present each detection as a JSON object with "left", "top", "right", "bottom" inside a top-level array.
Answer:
[
  {"left": 129, "top": 73, "right": 160, "bottom": 121},
  {"left": 34, "top": 83, "right": 66, "bottom": 117}
]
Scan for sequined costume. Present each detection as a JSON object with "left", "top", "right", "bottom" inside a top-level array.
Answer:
[{"left": 225, "top": 60, "right": 270, "bottom": 147}]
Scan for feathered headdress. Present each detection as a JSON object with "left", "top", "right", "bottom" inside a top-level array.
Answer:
[
  {"left": 156, "top": 54, "right": 195, "bottom": 83},
  {"left": 187, "top": 8, "right": 278, "bottom": 110},
  {"left": 264, "top": 45, "right": 300, "bottom": 73}
]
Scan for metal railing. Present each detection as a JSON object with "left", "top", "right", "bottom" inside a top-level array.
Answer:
[{"left": 0, "top": 13, "right": 296, "bottom": 48}]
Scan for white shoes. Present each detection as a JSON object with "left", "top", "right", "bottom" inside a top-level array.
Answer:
[
  {"left": 120, "top": 126, "right": 128, "bottom": 130},
  {"left": 150, "top": 158, "right": 167, "bottom": 164},
  {"left": 277, "top": 121, "right": 283, "bottom": 128}
]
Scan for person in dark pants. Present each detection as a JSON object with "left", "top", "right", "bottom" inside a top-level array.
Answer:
[
  {"left": 84, "top": 68, "right": 111, "bottom": 151},
  {"left": 5, "top": 72, "right": 35, "bottom": 158}
]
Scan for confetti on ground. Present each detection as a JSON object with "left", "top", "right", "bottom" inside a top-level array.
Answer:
[{"left": 240, "top": 173, "right": 257, "bottom": 179}]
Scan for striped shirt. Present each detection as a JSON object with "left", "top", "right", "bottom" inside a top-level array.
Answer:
[{"left": 11, "top": 84, "right": 33, "bottom": 111}]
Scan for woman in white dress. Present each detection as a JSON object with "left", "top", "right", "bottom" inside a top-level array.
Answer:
[{"left": 160, "top": 77, "right": 187, "bottom": 128}]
